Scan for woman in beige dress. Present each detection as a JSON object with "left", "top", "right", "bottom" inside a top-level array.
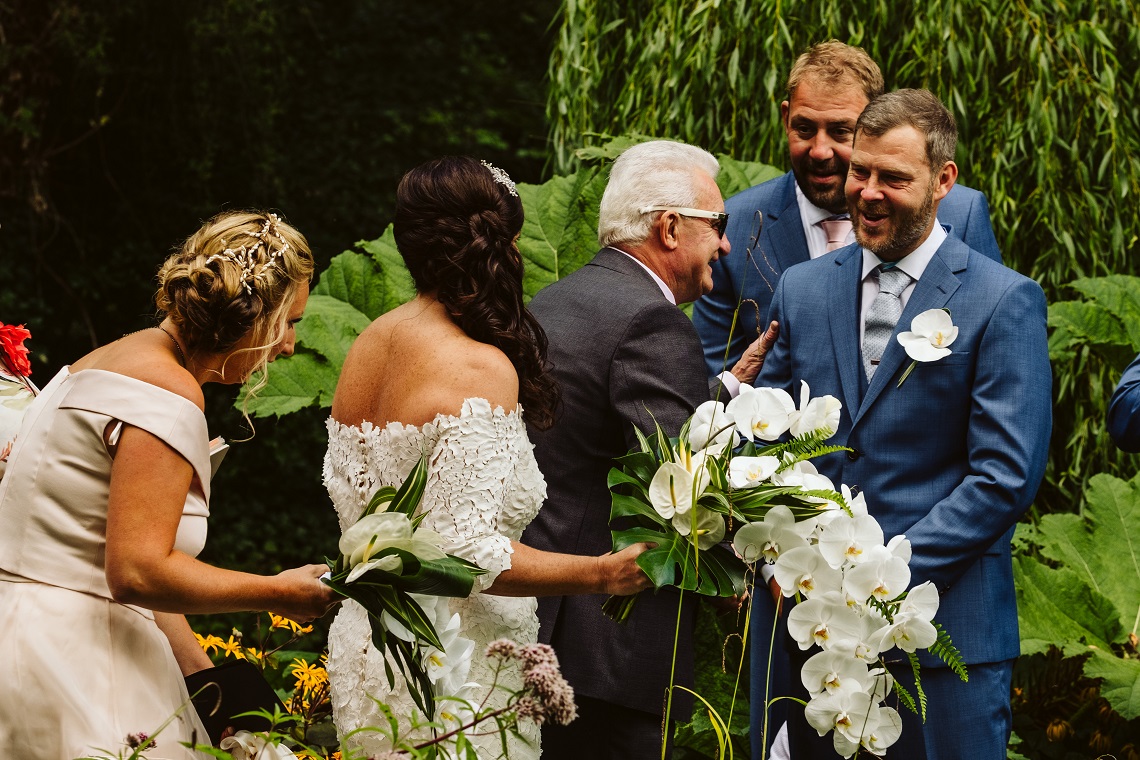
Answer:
[{"left": 0, "top": 211, "right": 338, "bottom": 759}]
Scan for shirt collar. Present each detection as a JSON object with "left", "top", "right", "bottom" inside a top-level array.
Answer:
[
  {"left": 794, "top": 182, "right": 839, "bottom": 227},
  {"left": 617, "top": 250, "right": 676, "bottom": 304},
  {"left": 860, "top": 221, "right": 948, "bottom": 282}
]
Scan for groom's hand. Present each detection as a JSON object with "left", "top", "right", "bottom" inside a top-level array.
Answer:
[{"left": 599, "top": 542, "right": 655, "bottom": 596}]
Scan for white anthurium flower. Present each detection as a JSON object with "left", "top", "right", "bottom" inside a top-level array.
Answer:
[
  {"left": 672, "top": 505, "right": 726, "bottom": 550},
  {"left": 219, "top": 730, "right": 299, "bottom": 760},
  {"left": 774, "top": 545, "right": 843, "bottom": 599},
  {"left": 687, "top": 399, "right": 736, "bottom": 454},
  {"left": 727, "top": 386, "right": 796, "bottom": 441},
  {"left": 801, "top": 650, "right": 872, "bottom": 697},
  {"left": 843, "top": 545, "right": 912, "bottom": 602},
  {"left": 897, "top": 308, "right": 958, "bottom": 362},
  {"left": 786, "top": 591, "right": 865, "bottom": 651},
  {"left": 862, "top": 706, "right": 903, "bottom": 754},
  {"left": 649, "top": 445, "right": 712, "bottom": 519},
  {"left": 732, "top": 505, "right": 808, "bottom": 564},
  {"left": 804, "top": 681, "right": 879, "bottom": 757},
  {"left": 728, "top": 455, "right": 781, "bottom": 488},
  {"left": 341, "top": 513, "right": 449, "bottom": 582},
  {"left": 818, "top": 514, "right": 885, "bottom": 569},
  {"left": 790, "top": 380, "right": 842, "bottom": 440}
]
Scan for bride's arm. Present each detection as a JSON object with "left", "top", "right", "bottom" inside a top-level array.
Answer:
[{"left": 484, "top": 540, "right": 652, "bottom": 597}]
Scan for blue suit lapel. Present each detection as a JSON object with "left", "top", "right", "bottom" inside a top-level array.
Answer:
[
  {"left": 853, "top": 239, "right": 967, "bottom": 426},
  {"left": 761, "top": 173, "right": 810, "bottom": 277},
  {"left": 827, "top": 246, "right": 865, "bottom": 417}
]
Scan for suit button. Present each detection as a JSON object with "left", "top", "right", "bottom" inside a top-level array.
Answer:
[{"left": 846, "top": 449, "right": 861, "bottom": 461}]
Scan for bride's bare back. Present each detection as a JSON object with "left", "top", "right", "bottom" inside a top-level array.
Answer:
[{"left": 331, "top": 294, "right": 520, "bottom": 429}]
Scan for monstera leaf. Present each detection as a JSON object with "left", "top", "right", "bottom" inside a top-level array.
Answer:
[{"left": 240, "top": 142, "right": 781, "bottom": 417}]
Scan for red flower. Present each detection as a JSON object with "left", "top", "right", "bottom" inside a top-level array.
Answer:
[{"left": 0, "top": 322, "right": 32, "bottom": 378}]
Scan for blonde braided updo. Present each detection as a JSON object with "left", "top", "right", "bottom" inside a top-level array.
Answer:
[{"left": 155, "top": 210, "right": 314, "bottom": 383}]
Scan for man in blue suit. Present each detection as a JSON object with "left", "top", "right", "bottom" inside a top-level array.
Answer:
[
  {"left": 694, "top": 41, "right": 1002, "bottom": 376},
  {"left": 692, "top": 42, "right": 1003, "bottom": 758},
  {"left": 758, "top": 88, "right": 1051, "bottom": 758},
  {"left": 1109, "top": 353, "right": 1140, "bottom": 452}
]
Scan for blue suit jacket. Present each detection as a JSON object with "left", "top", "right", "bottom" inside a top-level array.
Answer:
[
  {"left": 694, "top": 171, "right": 1003, "bottom": 374},
  {"left": 1109, "top": 352, "right": 1140, "bottom": 452},
  {"left": 757, "top": 236, "right": 1051, "bottom": 666}
]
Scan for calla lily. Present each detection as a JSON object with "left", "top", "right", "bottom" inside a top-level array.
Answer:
[
  {"left": 790, "top": 380, "right": 842, "bottom": 439},
  {"left": 726, "top": 386, "right": 795, "bottom": 441},
  {"left": 340, "top": 513, "right": 448, "bottom": 582},
  {"left": 220, "top": 731, "right": 299, "bottom": 760},
  {"left": 687, "top": 400, "right": 736, "bottom": 454},
  {"left": 672, "top": 505, "right": 726, "bottom": 550},
  {"left": 897, "top": 308, "right": 958, "bottom": 362},
  {"left": 732, "top": 505, "right": 807, "bottom": 564},
  {"left": 728, "top": 455, "right": 780, "bottom": 488}
]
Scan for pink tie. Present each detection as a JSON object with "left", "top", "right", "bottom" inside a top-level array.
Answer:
[{"left": 820, "top": 218, "right": 853, "bottom": 252}]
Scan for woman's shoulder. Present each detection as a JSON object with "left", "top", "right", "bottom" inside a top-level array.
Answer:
[{"left": 70, "top": 338, "right": 205, "bottom": 411}]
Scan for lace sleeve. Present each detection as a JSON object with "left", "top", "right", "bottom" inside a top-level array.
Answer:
[{"left": 416, "top": 399, "right": 525, "bottom": 592}]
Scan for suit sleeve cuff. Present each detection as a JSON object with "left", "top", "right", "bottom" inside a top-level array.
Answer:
[{"left": 717, "top": 371, "right": 742, "bottom": 399}]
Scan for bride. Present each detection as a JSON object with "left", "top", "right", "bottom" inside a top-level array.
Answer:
[{"left": 324, "top": 156, "right": 652, "bottom": 758}]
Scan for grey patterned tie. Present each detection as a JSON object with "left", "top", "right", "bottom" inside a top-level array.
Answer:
[{"left": 862, "top": 265, "right": 913, "bottom": 380}]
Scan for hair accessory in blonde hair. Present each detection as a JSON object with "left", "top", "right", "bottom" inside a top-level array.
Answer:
[
  {"left": 480, "top": 160, "right": 518, "bottom": 197},
  {"left": 205, "top": 213, "right": 292, "bottom": 294}
]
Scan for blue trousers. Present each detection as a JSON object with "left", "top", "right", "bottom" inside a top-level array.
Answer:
[{"left": 749, "top": 587, "right": 791, "bottom": 759}]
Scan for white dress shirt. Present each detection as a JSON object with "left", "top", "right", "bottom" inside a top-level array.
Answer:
[
  {"left": 858, "top": 223, "right": 948, "bottom": 344},
  {"left": 795, "top": 185, "right": 854, "bottom": 259}
]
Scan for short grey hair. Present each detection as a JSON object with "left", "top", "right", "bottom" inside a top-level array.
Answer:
[
  {"left": 855, "top": 89, "right": 958, "bottom": 169},
  {"left": 598, "top": 140, "right": 721, "bottom": 248}
]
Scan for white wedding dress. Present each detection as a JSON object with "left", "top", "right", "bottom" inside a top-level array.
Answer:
[{"left": 325, "top": 398, "right": 546, "bottom": 759}]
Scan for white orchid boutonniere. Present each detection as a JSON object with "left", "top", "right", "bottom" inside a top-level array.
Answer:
[{"left": 895, "top": 308, "right": 958, "bottom": 387}]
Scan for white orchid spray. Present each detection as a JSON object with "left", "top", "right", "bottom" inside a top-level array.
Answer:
[{"left": 322, "top": 455, "right": 487, "bottom": 719}]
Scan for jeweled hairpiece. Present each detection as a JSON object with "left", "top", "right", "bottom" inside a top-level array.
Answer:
[
  {"left": 480, "top": 160, "right": 518, "bottom": 197},
  {"left": 205, "top": 214, "right": 291, "bottom": 295}
]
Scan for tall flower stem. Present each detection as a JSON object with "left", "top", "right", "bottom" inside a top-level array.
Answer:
[{"left": 661, "top": 582, "right": 688, "bottom": 760}]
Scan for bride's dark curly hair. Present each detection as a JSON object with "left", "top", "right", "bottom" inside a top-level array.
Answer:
[{"left": 394, "top": 156, "right": 559, "bottom": 430}]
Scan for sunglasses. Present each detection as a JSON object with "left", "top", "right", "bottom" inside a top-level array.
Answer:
[{"left": 639, "top": 206, "right": 730, "bottom": 238}]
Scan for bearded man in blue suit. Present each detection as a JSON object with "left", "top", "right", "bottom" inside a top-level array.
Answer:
[{"left": 758, "top": 88, "right": 1051, "bottom": 758}]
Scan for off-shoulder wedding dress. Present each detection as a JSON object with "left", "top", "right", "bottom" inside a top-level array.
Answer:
[{"left": 324, "top": 398, "right": 546, "bottom": 759}]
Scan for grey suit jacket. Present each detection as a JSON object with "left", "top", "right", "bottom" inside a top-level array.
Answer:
[{"left": 522, "top": 248, "right": 721, "bottom": 716}]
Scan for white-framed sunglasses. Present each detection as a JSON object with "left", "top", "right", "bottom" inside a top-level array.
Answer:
[{"left": 639, "top": 206, "right": 730, "bottom": 238}]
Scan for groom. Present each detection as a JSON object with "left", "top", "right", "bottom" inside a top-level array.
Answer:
[
  {"left": 758, "top": 89, "right": 1051, "bottom": 758},
  {"left": 522, "top": 140, "right": 775, "bottom": 760}
]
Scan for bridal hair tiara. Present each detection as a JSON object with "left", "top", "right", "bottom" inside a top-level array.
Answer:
[
  {"left": 205, "top": 213, "right": 291, "bottom": 294},
  {"left": 481, "top": 160, "right": 518, "bottom": 197}
]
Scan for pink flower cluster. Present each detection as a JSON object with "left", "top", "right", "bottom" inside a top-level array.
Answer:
[{"left": 485, "top": 639, "right": 577, "bottom": 726}]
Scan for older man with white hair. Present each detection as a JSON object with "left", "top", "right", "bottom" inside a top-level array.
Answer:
[{"left": 522, "top": 140, "right": 775, "bottom": 759}]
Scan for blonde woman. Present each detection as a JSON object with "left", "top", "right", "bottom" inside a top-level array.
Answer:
[{"left": 0, "top": 211, "right": 338, "bottom": 759}]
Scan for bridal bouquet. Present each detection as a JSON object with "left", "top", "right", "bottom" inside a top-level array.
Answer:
[
  {"left": 322, "top": 455, "right": 487, "bottom": 718},
  {"left": 603, "top": 381, "right": 848, "bottom": 621}
]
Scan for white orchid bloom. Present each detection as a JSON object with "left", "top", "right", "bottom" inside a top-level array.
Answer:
[
  {"left": 863, "top": 665, "right": 896, "bottom": 703},
  {"left": 843, "top": 545, "right": 912, "bottom": 602},
  {"left": 899, "top": 581, "right": 941, "bottom": 621},
  {"left": 728, "top": 455, "right": 780, "bottom": 488},
  {"left": 871, "top": 584, "right": 940, "bottom": 653},
  {"left": 219, "top": 731, "right": 299, "bottom": 760},
  {"left": 804, "top": 681, "right": 879, "bottom": 757},
  {"left": 672, "top": 505, "right": 726, "bottom": 549},
  {"left": 423, "top": 609, "right": 476, "bottom": 696},
  {"left": 726, "top": 386, "right": 795, "bottom": 441},
  {"left": 842, "top": 485, "right": 869, "bottom": 517},
  {"left": 818, "top": 514, "right": 885, "bottom": 569},
  {"left": 801, "top": 650, "right": 871, "bottom": 697},
  {"left": 732, "top": 505, "right": 807, "bottom": 564},
  {"left": 382, "top": 592, "right": 448, "bottom": 643},
  {"left": 786, "top": 591, "right": 865, "bottom": 651},
  {"left": 340, "top": 513, "right": 448, "bottom": 582},
  {"left": 897, "top": 308, "right": 958, "bottom": 362},
  {"left": 774, "top": 545, "right": 843, "bottom": 598},
  {"left": 886, "top": 533, "right": 912, "bottom": 563},
  {"left": 687, "top": 399, "right": 736, "bottom": 454},
  {"left": 861, "top": 706, "right": 903, "bottom": 754},
  {"left": 830, "top": 611, "right": 890, "bottom": 663},
  {"left": 790, "top": 380, "right": 842, "bottom": 440}
]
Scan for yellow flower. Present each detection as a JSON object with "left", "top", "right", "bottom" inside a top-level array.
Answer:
[
  {"left": 194, "top": 633, "right": 225, "bottom": 655},
  {"left": 269, "top": 613, "right": 291, "bottom": 630},
  {"left": 217, "top": 636, "right": 245, "bottom": 659},
  {"left": 244, "top": 647, "right": 265, "bottom": 662},
  {"left": 290, "top": 658, "right": 327, "bottom": 692}
]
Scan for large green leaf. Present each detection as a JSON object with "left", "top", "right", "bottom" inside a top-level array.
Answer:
[
  {"left": 240, "top": 352, "right": 340, "bottom": 417},
  {"left": 1013, "top": 556, "right": 1122, "bottom": 657},
  {"left": 517, "top": 171, "right": 601, "bottom": 297},
  {"left": 295, "top": 294, "right": 372, "bottom": 368},
  {"left": 1069, "top": 274, "right": 1140, "bottom": 350},
  {"left": 716, "top": 154, "right": 783, "bottom": 198},
  {"left": 1035, "top": 472, "right": 1140, "bottom": 637},
  {"left": 355, "top": 226, "right": 417, "bottom": 314},
  {"left": 1084, "top": 648, "right": 1140, "bottom": 719},
  {"left": 312, "top": 248, "right": 404, "bottom": 321},
  {"left": 1046, "top": 300, "right": 1129, "bottom": 354}
]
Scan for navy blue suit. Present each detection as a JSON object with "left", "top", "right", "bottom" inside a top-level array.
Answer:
[
  {"left": 1109, "top": 352, "right": 1140, "bottom": 452},
  {"left": 758, "top": 236, "right": 1051, "bottom": 758},
  {"left": 694, "top": 171, "right": 1003, "bottom": 375}
]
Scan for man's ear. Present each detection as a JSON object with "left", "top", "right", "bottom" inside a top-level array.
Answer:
[
  {"left": 657, "top": 211, "right": 681, "bottom": 250},
  {"left": 780, "top": 100, "right": 791, "bottom": 132},
  {"left": 932, "top": 160, "right": 959, "bottom": 203}
]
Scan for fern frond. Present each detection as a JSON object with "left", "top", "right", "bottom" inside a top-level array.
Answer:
[
  {"left": 892, "top": 680, "right": 918, "bottom": 715},
  {"left": 929, "top": 623, "right": 969, "bottom": 682},
  {"left": 908, "top": 651, "right": 928, "bottom": 721}
]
